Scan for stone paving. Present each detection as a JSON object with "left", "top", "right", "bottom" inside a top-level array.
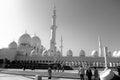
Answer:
[
  {"left": 0, "top": 73, "right": 32, "bottom": 80},
  {"left": 0, "top": 69, "right": 80, "bottom": 79},
  {"left": 0, "top": 69, "right": 119, "bottom": 80}
]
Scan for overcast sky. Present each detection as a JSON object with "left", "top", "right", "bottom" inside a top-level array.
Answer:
[{"left": 0, "top": 0, "right": 120, "bottom": 56}]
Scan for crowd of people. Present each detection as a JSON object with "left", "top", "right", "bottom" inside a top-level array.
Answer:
[
  {"left": 48, "top": 65, "right": 120, "bottom": 80},
  {"left": 53, "top": 63, "right": 64, "bottom": 72},
  {"left": 78, "top": 66, "right": 99, "bottom": 80},
  {"left": 20, "top": 62, "right": 120, "bottom": 80},
  {"left": 47, "top": 64, "right": 100, "bottom": 80},
  {"left": 78, "top": 66, "right": 120, "bottom": 80},
  {"left": 47, "top": 63, "right": 65, "bottom": 79}
]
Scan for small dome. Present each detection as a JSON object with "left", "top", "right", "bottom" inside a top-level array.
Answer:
[
  {"left": 91, "top": 50, "right": 98, "bottom": 57},
  {"left": 79, "top": 49, "right": 85, "bottom": 57},
  {"left": 116, "top": 51, "right": 120, "bottom": 57},
  {"left": 18, "top": 33, "right": 31, "bottom": 45},
  {"left": 56, "top": 50, "right": 62, "bottom": 56},
  {"left": 108, "top": 51, "right": 112, "bottom": 57},
  {"left": 112, "top": 51, "right": 118, "bottom": 57},
  {"left": 9, "top": 41, "right": 17, "bottom": 49},
  {"left": 31, "top": 35, "right": 41, "bottom": 47},
  {"left": 30, "top": 49, "right": 37, "bottom": 56},
  {"left": 43, "top": 50, "right": 49, "bottom": 56},
  {"left": 67, "top": 49, "right": 73, "bottom": 57}
]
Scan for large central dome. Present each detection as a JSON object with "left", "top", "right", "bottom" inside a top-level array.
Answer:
[{"left": 18, "top": 33, "right": 31, "bottom": 45}]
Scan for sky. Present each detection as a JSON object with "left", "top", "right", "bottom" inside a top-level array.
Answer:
[{"left": 0, "top": 0, "right": 120, "bottom": 56}]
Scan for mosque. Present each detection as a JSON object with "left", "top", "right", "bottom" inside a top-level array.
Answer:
[{"left": 0, "top": 6, "right": 120, "bottom": 69}]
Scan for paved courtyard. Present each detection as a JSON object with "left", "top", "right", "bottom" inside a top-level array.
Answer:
[
  {"left": 0, "top": 69, "right": 119, "bottom": 80},
  {"left": 0, "top": 69, "right": 80, "bottom": 80},
  {"left": 0, "top": 73, "right": 32, "bottom": 80}
]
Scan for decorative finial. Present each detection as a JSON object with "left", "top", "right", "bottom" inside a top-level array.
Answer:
[
  {"left": 12, "top": 39, "right": 15, "bottom": 42},
  {"left": 34, "top": 33, "right": 36, "bottom": 36},
  {"left": 25, "top": 30, "right": 27, "bottom": 34},
  {"left": 98, "top": 36, "right": 100, "bottom": 46},
  {"left": 53, "top": 4, "right": 56, "bottom": 16},
  {"left": 60, "top": 36, "right": 63, "bottom": 45},
  {"left": 61, "top": 35, "right": 62, "bottom": 38},
  {"left": 53, "top": 4, "right": 56, "bottom": 10}
]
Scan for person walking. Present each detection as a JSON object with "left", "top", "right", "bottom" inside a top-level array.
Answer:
[
  {"left": 93, "top": 67, "right": 99, "bottom": 80},
  {"left": 53, "top": 64, "right": 57, "bottom": 72},
  {"left": 117, "top": 66, "right": 120, "bottom": 76},
  {"left": 86, "top": 67, "right": 92, "bottom": 80},
  {"left": 61, "top": 63, "right": 64, "bottom": 72},
  {"left": 78, "top": 66, "right": 85, "bottom": 80},
  {"left": 23, "top": 65, "right": 26, "bottom": 71},
  {"left": 48, "top": 67, "right": 52, "bottom": 79}
]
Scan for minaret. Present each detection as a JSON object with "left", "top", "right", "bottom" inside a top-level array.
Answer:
[
  {"left": 98, "top": 36, "right": 103, "bottom": 57},
  {"left": 104, "top": 46, "right": 108, "bottom": 69},
  {"left": 60, "top": 36, "right": 63, "bottom": 56},
  {"left": 50, "top": 6, "right": 57, "bottom": 56}
]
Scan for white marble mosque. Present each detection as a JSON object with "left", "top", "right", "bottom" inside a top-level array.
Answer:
[{"left": 0, "top": 6, "right": 120, "bottom": 68}]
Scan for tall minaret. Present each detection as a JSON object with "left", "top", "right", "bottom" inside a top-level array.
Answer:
[
  {"left": 50, "top": 6, "right": 57, "bottom": 56},
  {"left": 60, "top": 36, "right": 63, "bottom": 56},
  {"left": 104, "top": 46, "right": 108, "bottom": 69},
  {"left": 98, "top": 36, "right": 103, "bottom": 57}
]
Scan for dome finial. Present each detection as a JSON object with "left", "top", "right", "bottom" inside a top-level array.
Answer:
[
  {"left": 12, "top": 38, "right": 15, "bottom": 42},
  {"left": 25, "top": 29, "right": 27, "bottom": 34},
  {"left": 53, "top": 4, "right": 56, "bottom": 11},
  {"left": 34, "top": 33, "right": 36, "bottom": 36},
  {"left": 13, "top": 40, "right": 15, "bottom": 42}
]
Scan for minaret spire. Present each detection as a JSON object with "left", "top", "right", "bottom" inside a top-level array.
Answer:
[
  {"left": 50, "top": 5, "right": 57, "bottom": 56},
  {"left": 104, "top": 46, "right": 108, "bottom": 69},
  {"left": 60, "top": 36, "right": 63, "bottom": 56},
  {"left": 52, "top": 5, "right": 56, "bottom": 26},
  {"left": 98, "top": 36, "right": 103, "bottom": 57}
]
